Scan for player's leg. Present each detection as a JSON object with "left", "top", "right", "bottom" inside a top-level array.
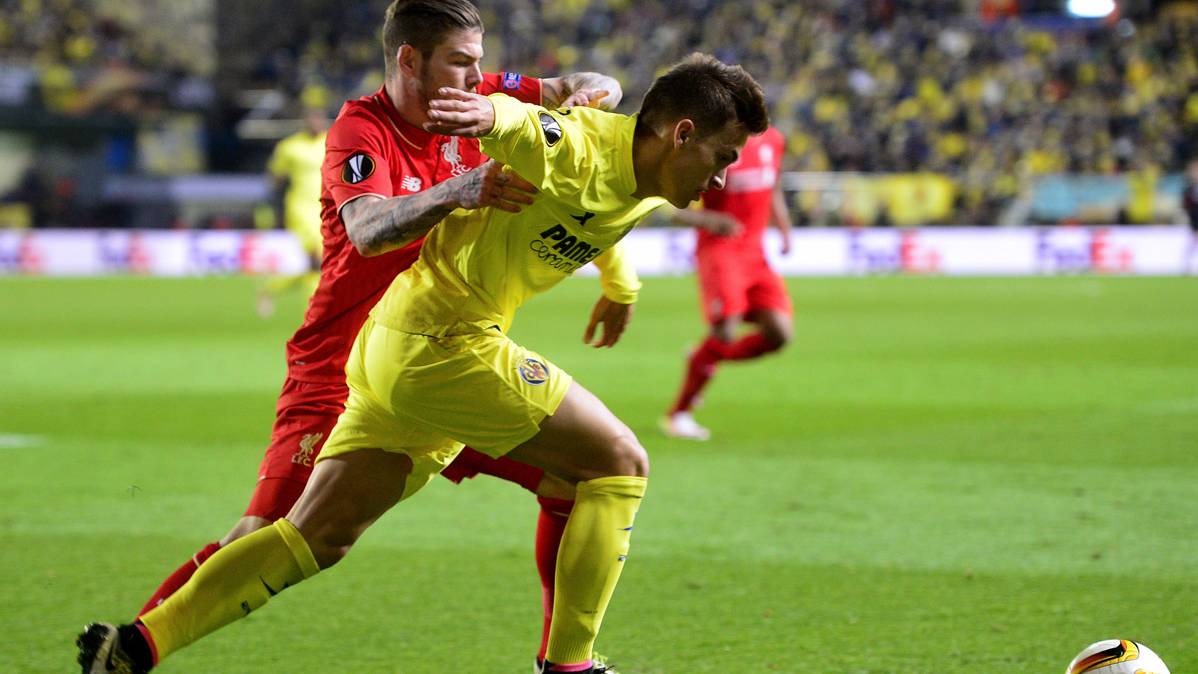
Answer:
[
  {"left": 108, "top": 449, "right": 410, "bottom": 671},
  {"left": 505, "top": 382, "right": 648, "bottom": 671},
  {"left": 735, "top": 265, "right": 793, "bottom": 354},
  {"left": 136, "top": 380, "right": 341, "bottom": 616},
  {"left": 442, "top": 449, "right": 575, "bottom": 663},
  {"left": 664, "top": 252, "right": 746, "bottom": 439},
  {"left": 78, "top": 324, "right": 417, "bottom": 672},
  {"left": 258, "top": 219, "right": 321, "bottom": 316}
]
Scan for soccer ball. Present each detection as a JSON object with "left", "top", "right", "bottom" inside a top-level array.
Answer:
[{"left": 1066, "top": 640, "right": 1170, "bottom": 674}]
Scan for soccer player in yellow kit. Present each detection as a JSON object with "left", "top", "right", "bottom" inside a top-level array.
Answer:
[
  {"left": 257, "top": 107, "right": 328, "bottom": 316},
  {"left": 83, "top": 54, "right": 767, "bottom": 674}
]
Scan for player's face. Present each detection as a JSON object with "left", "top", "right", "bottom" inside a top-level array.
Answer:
[
  {"left": 661, "top": 121, "right": 749, "bottom": 208},
  {"left": 416, "top": 29, "right": 485, "bottom": 102},
  {"left": 303, "top": 109, "right": 327, "bottom": 135}
]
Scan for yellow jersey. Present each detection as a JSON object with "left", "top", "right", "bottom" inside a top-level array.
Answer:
[
  {"left": 268, "top": 130, "right": 327, "bottom": 234},
  {"left": 372, "top": 94, "right": 667, "bottom": 336}
]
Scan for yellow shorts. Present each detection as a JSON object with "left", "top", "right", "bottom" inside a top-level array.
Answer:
[{"left": 318, "top": 317, "right": 573, "bottom": 500}]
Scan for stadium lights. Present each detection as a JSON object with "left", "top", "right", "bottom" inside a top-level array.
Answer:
[{"left": 1066, "top": 0, "right": 1117, "bottom": 18}]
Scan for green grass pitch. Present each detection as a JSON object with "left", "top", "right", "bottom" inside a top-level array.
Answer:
[{"left": 1, "top": 274, "right": 1195, "bottom": 673}]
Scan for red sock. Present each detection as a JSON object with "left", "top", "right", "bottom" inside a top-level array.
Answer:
[
  {"left": 670, "top": 337, "right": 724, "bottom": 414},
  {"left": 670, "top": 334, "right": 782, "bottom": 413},
  {"left": 137, "top": 541, "right": 222, "bottom": 616},
  {"left": 719, "top": 333, "right": 778, "bottom": 361},
  {"left": 535, "top": 497, "right": 574, "bottom": 662}
]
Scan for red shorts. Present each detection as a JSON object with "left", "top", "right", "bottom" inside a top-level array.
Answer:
[
  {"left": 245, "top": 377, "right": 545, "bottom": 518},
  {"left": 246, "top": 378, "right": 348, "bottom": 519},
  {"left": 695, "top": 247, "right": 792, "bottom": 325}
]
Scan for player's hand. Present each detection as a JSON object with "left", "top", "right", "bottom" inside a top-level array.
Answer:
[
  {"left": 560, "top": 89, "right": 609, "bottom": 109},
  {"left": 702, "top": 213, "right": 742, "bottom": 237},
  {"left": 779, "top": 233, "right": 792, "bottom": 255},
  {"left": 425, "top": 88, "right": 495, "bottom": 136},
  {"left": 583, "top": 296, "right": 634, "bottom": 348},
  {"left": 454, "top": 160, "right": 537, "bottom": 213}
]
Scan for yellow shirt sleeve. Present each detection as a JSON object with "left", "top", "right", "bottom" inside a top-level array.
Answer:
[
  {"left": 267, "top": 138, "right": 290, "bottom": 179},
  {"left": 481, "top": 93, "right": 595, "bottom": 199},
  {"left": 592, "top": 241, "right": 641, "bottom": 304}
]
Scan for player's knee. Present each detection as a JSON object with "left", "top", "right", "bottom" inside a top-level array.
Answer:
[
  {"left": 300, "top": 522, "right": 365, "bottom": 569},
  {"left": 219, "top": 516, "right": 272, "bottom": 547},
  {"left": 765, "top": 325, "right": 792, "bottom": 350},
  {"left": 762, "top": 316, "right": 793, "bottom": 350},
  {"left": 609, "top": 430, "right": 650, "bottom": 478}
]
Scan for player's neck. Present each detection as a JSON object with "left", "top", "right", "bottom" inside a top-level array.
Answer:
[
  {"left": 384, "top": 78, "right": 431, "bottom": 130},
  {"left": 630, "top": 129, "right": 667, "bottom": 200}
]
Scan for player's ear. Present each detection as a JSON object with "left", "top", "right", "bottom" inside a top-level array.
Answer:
[
  {"left": 398, "top": 44, "right": 420, "bottom": 79},
  {"left": 673, "top": 119, "right": 695, "bottom": 149}
]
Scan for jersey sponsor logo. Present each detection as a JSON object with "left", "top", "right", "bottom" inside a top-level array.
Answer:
[
  {"left": 539, "top": 113, "right": 562, "bottom": 146},
  {"left": 291, "top": 432, "right": 322, "bottom": 466},
  {"left": 502, "top": 72, "right": 523, "bottom": 90},
  {"left": 758, "top": 143, "right": 775, "bottom": 164},
  {"left": 400, "top": 175, "right": 423, "bottom": 192},
  {"left": 341, "top": 153, "right": 376, "bottom": 184},
  {"left": 518, "top": 357, "right": 550, "bottom": 385},
  {"left": 529, "top": 223, "right": 604, "bottom": 272}
]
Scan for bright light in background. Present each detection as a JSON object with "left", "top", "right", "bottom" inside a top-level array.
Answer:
[{"left": 1067, "top": 0, "right": 1117, "bottom": 18}]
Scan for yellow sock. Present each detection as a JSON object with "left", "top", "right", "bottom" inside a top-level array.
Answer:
[
  {"left": 546, "top": 475, "right": 646, "bottom": 665},
  {"left": 139, "top": 519, "right": 319, "bottom": 662}
]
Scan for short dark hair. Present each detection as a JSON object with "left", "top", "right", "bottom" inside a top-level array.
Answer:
[
  {"left": 637, "top": 53, "right": 769, "bottom": 137},
  {"left": 382, "top": 0, "right": 484, "bottom": 77}
]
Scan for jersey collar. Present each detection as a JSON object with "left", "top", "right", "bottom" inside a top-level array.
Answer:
[
  {"left": 374, "top": 86, "right": 434, "bottom": 150},
  {"left": 614, "top": 113, "right": 640, "bottom": 197}
]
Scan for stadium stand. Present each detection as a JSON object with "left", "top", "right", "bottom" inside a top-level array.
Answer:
[{"left": 2, "top": 0, "right": 1197, "bottom": 227}]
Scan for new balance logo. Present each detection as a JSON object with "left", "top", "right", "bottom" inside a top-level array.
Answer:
[{"left": 291, "top": 432, "right": 323, "bottom": 466}]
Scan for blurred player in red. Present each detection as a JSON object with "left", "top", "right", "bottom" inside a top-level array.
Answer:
[
  {"left": 662, "top": 127, "right": 793, "bottom": 440},
  {"left": 115, "top": 0, "right": 621, "bottom": 668}
]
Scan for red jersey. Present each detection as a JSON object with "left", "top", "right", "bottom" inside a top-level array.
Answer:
[
  {"left": 285, "top": 72, "right": 543, "bottom": 383},
  {"left": 695, "top": 127, "right": 785, "bottom": 255}
]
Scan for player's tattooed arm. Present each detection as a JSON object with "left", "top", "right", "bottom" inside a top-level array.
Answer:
[
  {"left": 343, "top": 161, "right": 537, "bottom": 257},
  {"left": 541, "top": 72, "right": 623, "bottom": 110}
]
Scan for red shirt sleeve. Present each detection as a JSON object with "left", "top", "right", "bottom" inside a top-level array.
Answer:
[
  {"left": 322, "top": 106, "right": 394, "bottom": 213},
  {"left": 480, "top": 71, "right": 543, "bottom": 106}
]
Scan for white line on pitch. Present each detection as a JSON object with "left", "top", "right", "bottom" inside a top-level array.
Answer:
[{"left": 0, "top": 433, "right": 46, "bottom": 449}]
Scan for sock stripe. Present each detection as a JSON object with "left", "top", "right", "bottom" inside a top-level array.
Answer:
[{"left": 275, "top": 518, "right": 320, "bottom": 578}]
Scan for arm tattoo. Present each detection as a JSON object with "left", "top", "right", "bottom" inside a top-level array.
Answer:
[
  {"left": 543, "top": 72, "right": 623, "bottom": 109},
  {"left": 344, "top": 170, "right": 485, "bottom": 256}
]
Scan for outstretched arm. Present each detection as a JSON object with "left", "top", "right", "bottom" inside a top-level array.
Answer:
[
  {"left": 542, "top": 72, "right": 623, "bottom": 110},
  {"left": 342, "top": 160, "right": 536, "bottom": 257},
  {"left": 666, "top": 206, "right": 742, "bottom": 237},
  {"left": 584, "top": 243, "right": 641, "bottom": 348},
  {"left": 770, "top": 184, "right": 793, "bottom": 255}
]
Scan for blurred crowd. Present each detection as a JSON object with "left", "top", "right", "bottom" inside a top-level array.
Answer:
[
  {"left": 0, "top": 0, "right": 214, "bottom": 115},
  {"left": 236, "top": 0, "right": 1198, "bottom": 224},
  {"left": 3, "top": 0, "right": 1198, "bottom": 226}
]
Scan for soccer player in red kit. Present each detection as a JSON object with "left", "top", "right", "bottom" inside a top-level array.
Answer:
[
  {"left": 88, "top": 1, "right": 624, "bottom": 670},
  {"left": 662, "top": 127, "right": 793, "bottom": 440}
]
